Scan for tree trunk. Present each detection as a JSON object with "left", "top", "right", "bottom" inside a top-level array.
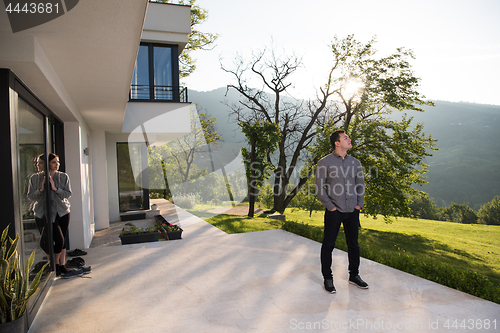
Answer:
[
  {"left": 161, "top": 159, "right": 168, "bottom": 199},
  {"left": 248, "top": 141, "right": 256, "bottom": 217}
]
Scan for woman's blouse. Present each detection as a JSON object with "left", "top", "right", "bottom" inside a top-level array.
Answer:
[{"left": 27, "top": 171, "right": 72, "bottom": 222}]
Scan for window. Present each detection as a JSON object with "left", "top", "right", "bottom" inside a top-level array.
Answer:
[
  {"left": 130, "top": 45, "right": 150, "bottom": 99},
  {"left": 130, "top": 43, "right": 184, "bottom": 101},
  {"left": 117, "top": 142, "right": 149, "bottom": 212}
]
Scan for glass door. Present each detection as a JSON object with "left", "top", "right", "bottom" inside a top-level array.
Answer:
[
  {"left": 17, "top": 97, "right": 52, "bottom": 309},
  {"left": 117, "top": 142, "right": 146, "bottom": 212}
]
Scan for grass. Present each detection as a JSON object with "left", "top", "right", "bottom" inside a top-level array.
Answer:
[
  {"left": 206, "top": 214, "right": 281, "bottom": 234},
  {"left": 204, "top": 206, "right": 500, "bottom": 303},
  {"left": 285, "top": 208, "right": 500, "bottom": 284}
]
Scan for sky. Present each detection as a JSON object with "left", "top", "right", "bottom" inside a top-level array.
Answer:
[{"left": 184, "top": 0, "right": 500, "bottom": 106}]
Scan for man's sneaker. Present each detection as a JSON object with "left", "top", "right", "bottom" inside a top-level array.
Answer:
[
  {"left": 82, "top": 266, "right": 92, "bottom": 274},
  {"left": 323, "top": 279, "right": 336, "bottom": 293},
  {"left": 60, "top": 268, "right": 83, "bottom": 279},
  {"left": 349, "top": 275, "right": 369, "bottom": 289}
]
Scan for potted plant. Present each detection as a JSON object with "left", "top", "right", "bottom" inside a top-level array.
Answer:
[
  {"left": 119, "top": 223, "right": 161, "bottom": 245},
  {"left": 161, "top": 224, "right": 183, "bottom": 240},
  {"left": 0, "top": 225, "right": 48, "bottom": 333},
  {"left": 154, "top": 215, "right": 166, "bottom": 224},
  {"left": 155, "top": 216, "right": 183, "bottom": 240}
]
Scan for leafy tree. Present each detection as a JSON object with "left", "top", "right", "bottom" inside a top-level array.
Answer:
[
  {"left": 289, "top": 176, "right": 324, "bottom": 217},
  {"left": 442, "top": 203, "right": 478, "bottom": 224},
  {"left": 409, "top": 193, "right": 441, "bottom": 220},
  {"left": 222, "top": 46, "right": 339, "bottom": 213},
  {"left": 310, "top": 115, "right": 436, "bottom": 220},
  {"left": 477, "top": 195, "right": 500, "bottom": 225},
  {"left": 241, "top": 121, "right": 280, "bottom": 217},
  {"left": 155, "top": 0, "right": 218, "bottom": 78},
  {"left": 224, "top": 35, "right": 436, "bottom": 217},
  {"left": 308, "top": 36, "right": 437, "bottom": 220}
]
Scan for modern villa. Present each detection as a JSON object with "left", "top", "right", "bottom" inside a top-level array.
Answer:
[{"left": 0, "top": 0, "right": 191, "bottom": 328}]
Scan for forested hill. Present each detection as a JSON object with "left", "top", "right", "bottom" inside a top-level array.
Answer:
[
  {"left": 189, "top": 88, "right": 500, "bottom": 210},
  {"left": 406, "top": 101, "right": 500, "bottom": 210}
]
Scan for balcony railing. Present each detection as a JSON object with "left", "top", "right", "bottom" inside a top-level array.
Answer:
[{"left": 129, "top": 85, "right": 189, "bottom": 103}]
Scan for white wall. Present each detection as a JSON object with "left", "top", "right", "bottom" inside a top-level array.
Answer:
[
  {"left": 91, "top": 130, "right": 110, "bottom": 230},
  {"left": 65, "top": 121, "right": 94, "bottom": 249}
]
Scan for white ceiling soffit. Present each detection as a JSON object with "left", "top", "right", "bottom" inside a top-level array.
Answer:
[{"left": 0, "top": 0, "right": 148, "bottom": 132}]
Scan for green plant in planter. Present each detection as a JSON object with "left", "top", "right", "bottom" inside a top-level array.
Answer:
[
  {"left": 120, "top": 223, "right": 159, "bottom": 236},
  {"left": 0, "top": 225, "right": 48, "bottom": 323},
  {"left": 164, "top": 225, "right": 181, "bottom": 232}
]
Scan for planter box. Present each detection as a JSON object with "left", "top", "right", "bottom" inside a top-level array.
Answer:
[
  {"left": 119, "top": 232, "right": 160, "bottom": 245},
  {"left": 159, "top": 228, "right": 183, "bottom": 241},
  {"left": 167, "top": 230, "right": 182, "bottom": 240}
]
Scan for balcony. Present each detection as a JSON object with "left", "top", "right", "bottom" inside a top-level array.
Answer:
[{"left": 129, "top": 85, "right": 188, "bottom": 103}]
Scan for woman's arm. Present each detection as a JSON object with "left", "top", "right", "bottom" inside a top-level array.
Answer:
[
  {"left": 54, "top": 172, "right": 72, "bottom": 199},
  {"left": 27, "top": 174, "right": 43, "bottom": 201}
]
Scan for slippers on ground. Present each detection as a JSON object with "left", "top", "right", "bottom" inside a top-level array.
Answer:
[
  {"left": 66, "top": 257, "right": 85, "bottom": 268},
  {"left": 67, "top": 248, "right": 87, "bottom": 256}
]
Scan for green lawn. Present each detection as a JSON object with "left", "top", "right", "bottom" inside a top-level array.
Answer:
[
  {"left": 206, "top": 214, "right": 282, "bottom": 234},
  {"left": 206, "top": 207, "right": 500, "bottom": 284}
]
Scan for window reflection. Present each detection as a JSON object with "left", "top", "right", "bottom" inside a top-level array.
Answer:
[
  {"left": 117, "top": 142, "right": 146, "bottom": 212},
  {"left": 18, "top": 98, "right": 51, "bottom": 284},
  {"left": 130, "top": 43, "right": 177, "bottom": 101}
]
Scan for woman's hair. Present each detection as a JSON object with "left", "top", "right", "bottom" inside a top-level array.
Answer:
[
  {"left": 34, "top": 153, "right": 59, "bottom": 168},
  {"left": 37, "top": 153, "right": 58, "bottom": 161}
]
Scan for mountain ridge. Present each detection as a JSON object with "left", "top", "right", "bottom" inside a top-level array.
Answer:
[{"left": 189, "top": 88, "right": 500, "bottom": 210}]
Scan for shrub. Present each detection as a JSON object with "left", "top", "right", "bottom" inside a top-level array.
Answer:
[
  {"left": 173, "top": 193, "right": 196, "bottom": 209},
  {"left": 288, "top": 178, "right": 324, "bottom": 217},
  {"left": 257, "top": 183, "right": 274, "bottom": 209}
]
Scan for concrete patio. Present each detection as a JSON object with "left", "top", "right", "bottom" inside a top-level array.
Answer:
[{"left": 29, "top": 200, "right": 500, "bottom": 332}]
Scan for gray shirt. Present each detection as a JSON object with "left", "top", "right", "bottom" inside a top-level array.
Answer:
[
  {"left": 27, "top": 171, "right": 71, "bottom": 222},
  {"left": 315, "top": 152, "right": 364, "bottom": 212}
]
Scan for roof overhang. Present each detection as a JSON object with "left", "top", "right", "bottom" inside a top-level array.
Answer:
[
  {"left": 0, "top": 0, "right": 148, "bottom": 132},
  {"left": 141, "top": 2, "right": 191, "bottom": 52},
  {"left": 124, "top": 102, "right": 192, "bottom": 146}
]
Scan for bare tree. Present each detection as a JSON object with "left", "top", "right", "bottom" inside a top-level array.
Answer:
[
  {"left": 222, "top": 47, "right": 340, "bottom": 213},
  {"left": 166, "top": 106, "right": 221, "bottom": 195},
  {"left": 222, "top": 36, "right": 434, "bottom": 216}
]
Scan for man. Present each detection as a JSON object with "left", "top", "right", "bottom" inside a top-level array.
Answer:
[{"left": 315, "top": 130, "right": 368, "bottom": 293}]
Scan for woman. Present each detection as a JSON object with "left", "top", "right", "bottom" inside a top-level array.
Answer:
[{"left": 28, "top": 153, "right": 72, "bottom": 276}]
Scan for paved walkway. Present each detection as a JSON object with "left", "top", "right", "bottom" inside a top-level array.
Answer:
[{"left": 29, "top": 200, "right": 500, "bottom": 332}]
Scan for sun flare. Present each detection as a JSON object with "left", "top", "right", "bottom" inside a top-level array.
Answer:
[{"left": 342, "top": 79, "right": 364, "bottom": 98}]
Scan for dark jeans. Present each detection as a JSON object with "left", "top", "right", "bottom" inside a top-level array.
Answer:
[
  {"left": 321, "top": 209, "right": 360, "bottom": 279},
  {"left": 35, "top": 213, "right": 70, "bottom": 254}
]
